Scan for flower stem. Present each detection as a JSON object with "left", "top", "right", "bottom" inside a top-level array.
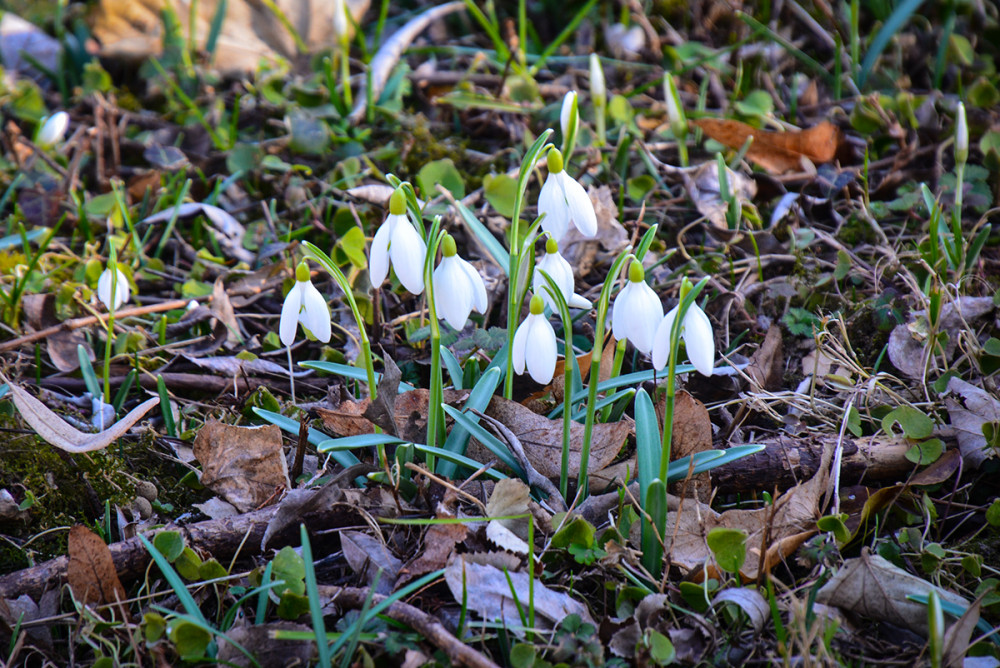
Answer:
[
  {"left": 287, "top": 346, "right": 296, "bottom": 405},
  {"left": 423, "top": 224, "right": 446, "bottom": 472}
]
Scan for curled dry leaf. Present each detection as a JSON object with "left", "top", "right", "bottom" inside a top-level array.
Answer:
[
  {"left": 712, "top": 588, "right": 769, "bottom": 634},
  {"left": 691, "top": 118, "right": 842, "bottom": 174},
  {"left": 444, "top": 554, "right": 594, "bottom": 632},
  {"left": 746, "top": 324, "right": 784, "bottom": 391},
  {"left": 67, "top": 525, "right": 128, "bottom": 616},
  {"left": 140, "top": 202, "right": 254, "bottom": 264},
  {"left": 192, "top": 421, "right": 290, "bottom": 513},
  {"left": 0, "top": 372, "right": 159, "bottom": 454},
  {"left": 815, "top": 549, "right": 970, "bottom": 635}
]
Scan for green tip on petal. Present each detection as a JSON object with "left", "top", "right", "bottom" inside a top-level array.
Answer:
[
  {"left": 295, "top": 261, "right": 310, "bottom": 282},
  {"left": 441, "top": 233, "right": 457, "bottom": 257},
  {"left": 628, "top": 260, "right": 645, "bottom": 283},
  {"left": 547, "top": 147, "right": 564, "bottom": 174},
  {"left": 389, "top": 188, "right": 406, "bottom": 215},
  {"left": 529, "top": 294, "right": 545, "bottom": 315},
  {"left": 545, "top": 237, "right": 559, "bottom": 254}
]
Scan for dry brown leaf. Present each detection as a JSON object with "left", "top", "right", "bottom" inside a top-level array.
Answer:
[
  {"left": 479, "top": 396, "right": 631, "bottom": 479},
  {"left": 654, "top": 442, "right": 833, "bottom": 579},
  {"left": 691, "top": 118, "right": 842, "bottom": 174},
  {"left": 400, "top": 521, "right": 468, "bottom": 587},
  {"left": 443, "top": 554, "right": 595, "bottom": 631},
  {"left": 944, "top": 377, "right": 1000, "bottom": 469},
  {"left": 815, "top": 549, "right": 970, "bottom": 635},
  {"left": 662, "top": 391, "right": 714, "bottom": 502},
  {"left": 0, "top": 372, "right": 159, "bottom": 454},
  {"left": 93, "top": 0, "right": 369, "bottom": 75},
  {"left": 192, "top": 421, "right": 290, "bottom": 513},
  {"left": 317, "top": 388, "right": 468, "bottom": 439},
  {"left": 552, "top": 335, "right": 617, "bottom": 402},
  {"left": 746, "top": 324, "right": 784, "bottom": 391},
  {"left": 67, "top": 525, "right": 128, "bottom": 614}
]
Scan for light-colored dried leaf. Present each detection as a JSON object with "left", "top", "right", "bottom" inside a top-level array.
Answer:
[
  {"left": 341, "top": 531, "right": 401, "bottom": 594},
  {"left": 713, "top": 588, "right": 769, "bottom": 634},
  {"left": 1, "top": 373, "right": 159, "bottom": 453},
  {"left": 815, "top": 550, "right": 969, "bottom": 635},
  {"left": 944, "top": 377, "right": 1000, "bottom": 469},
  {"left": 444, "top": 554, "right": 594, "bottom": 632}
]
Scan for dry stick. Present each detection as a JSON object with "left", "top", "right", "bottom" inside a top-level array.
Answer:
[
  {"left": 0, "top": 298, "right": 200, "bottom": 353},
  {"left": 317, "top": 585, "right": 500, "bottom": 668}
]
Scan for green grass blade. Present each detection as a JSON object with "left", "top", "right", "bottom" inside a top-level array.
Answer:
[
  {"left": 156, "top": 376, "right": 176, "bottom": 438},
  {"left": 299, "top": 526, "right": 332, "bottom": 668},
  {"left": 437, "top": 366, "right": 502, "bottom": 478},
  {"left": 857, "top": 0, "right": 926, "bottom": 88},
  {"left": 442, "top": 405, "right": 525, "bottom": 478},
  {"left": 317, "top": 434, "right": 407, "bottom": 451},
  {"left": 299, "top": 361, "right": 415, "bottom": 392},
  {"left": 453, "top": 199, "right": 510, "bottom": 269},
  {"left": 415, "top": 444, "right": 509, "bottom": 481},
  {"left": 440, "top": 345, "right": 464, "bottom": 390},
  {"left": 252, "top": 407, "right": 362, "bottom": 469},
  {"left": 78, "top": 344, "right": 102, "bottom": 399}
]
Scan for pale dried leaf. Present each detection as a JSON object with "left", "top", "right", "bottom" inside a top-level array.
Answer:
[
  {"left": 713, "top": 588, "right": 769, "bottom": 634},
  {"left": 944, "top": 377, "right": 1000, "bottom": 468},
  {"left": 1, "top": 373, "right": 159, "bottom": 454},
  {"left": 444, "top": 554, "right": 594, "bottom": 631},
  {"left": 341, "top": 531, "right": 401, "bottom": 594},
  {"left": 815, "top": 550, "right": 968, "bottom": 635},
  {"left": 485, "top": 478, "right": 530, "bottom": 540}
]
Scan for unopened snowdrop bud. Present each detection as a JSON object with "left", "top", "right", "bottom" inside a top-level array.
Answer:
[
  {"left": 369, "top": 186, "right": 427, "bottom": 294},
  {"left": 652, "top": 285, "right": 715, "bottom": 376},
  {"left": 663, "top": 74, "right": 687, "bottom": 139},
  {"left": 36, "top": 111, "right": 69, "bottom": 147},
  {"left": 538, "top": 148, "right": 597, "bottom": 242},
  {"left": 433, "top": 233, "right": 488, "bottom": 330},
  {"left": 560, "top": 91, "right": 578, "bottom": 139},
  {"left": 332, "top": 0, "right": 349, "bottom": 39},
  {"left": 279, "top": 261, "right": 332, "bottom": 346},
  {"left": 533, "top": 237, "right": 591, "bottom": 310},
  {"left": 589, "top": 54, "right": 606, "bottom": 106},
  {"left": 98, "top": 266, "right": 130, "bottom": 311},
  {"left": 955, "top": 102, "right": 968, "bottom": 166},
  {"left": 611, "top": 260, "right": 663, "bottom": 354},
  {"left": 512, "top": 295, "right": 557, "bottom": 384}
]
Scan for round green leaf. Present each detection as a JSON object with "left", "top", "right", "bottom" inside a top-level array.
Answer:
[
  {"left": 417, "top": 158, "right": 465, "bottom": 200},
  {"left": 706, "top": 527, "right": 747, "bottom": 574},
  {"left": 153, "top": 531, "right": 185, "bottom": 563}
]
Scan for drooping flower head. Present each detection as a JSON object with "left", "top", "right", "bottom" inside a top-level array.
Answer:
[
  {"left": 37, "top": 111, "right": 69, "bottom": 147},
  {"left": 279, "top": 261, "right": 332, "bottom": 346},
  {"left": 663, "top": 73, "right": 688, "bottom": 140},
  {"left": 651, "top": 279, "right": 714, "bottom": 376},
  {"left": 611, "top": 260, "right": 663, "bottom": 355},
  {"left": 512, "top": 295, "right": 557, "bottom": 385},
  {"left": 369, "top": 187, "right": 427, "bottom": 294},
  {"left": 97, "top": 257, "right": 130, "bottom": 312},
  {"left": 533, "top": 236, "right": 591, "bottom": 311},
  {"left": 537, "top": 147, "right": 597, "bottom": 242},
  {"left": 433, "top": 233, "right": 487, "bottom": 330}
]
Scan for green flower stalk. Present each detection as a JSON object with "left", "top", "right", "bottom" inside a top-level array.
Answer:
[
  {"left": 537, "top": 269, "right": 576, "bottom": 499},
  {"left": 98, "top": 243, "right": 130, "bottom": 413},
  {"left": 422, "top": 220, "right": 447, "bottom": 467}
]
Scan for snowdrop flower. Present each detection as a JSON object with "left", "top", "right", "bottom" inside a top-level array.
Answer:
[
  {"left": 97, "top": 266, "right": 130, "bottom": 311},
  {"left": 589, "top": 54, "right": 605, "bottom": 106},
  {"left": 369, "top": 188, "right": 427, "bottom": 294},
  {"left": 513, "top": 295, "right": 557, "bottom": 385},
  {"left": 611, "top": 260, "right": 662, "bottom": 354},
  {"left": 279, "top": 262, "right": 332, "bottom": 346},
  {"left": 955, "top": 101, "right": 968, "bottom": 166},
  {"left": 332, "top": 0, "right": 349, "bottom": 39},
  {"left": 533, "top": 236, "right": 590, "bottom": 310},
  {"left": 538, "top": 148, "right": 597, "bottom": 242},
  {"left": 652, "top": 296, "right": 714, "bottom": 376},
  {"left": 36, "top": 111, "right": 69, "bottom": 147},
  {"left": 560, "top": 91, "right": 578, "bottom": 140},
  {"left": 433, "top": 233, "right": 487, "bottom": 330}
]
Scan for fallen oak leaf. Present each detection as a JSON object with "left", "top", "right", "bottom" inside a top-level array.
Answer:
[
  {"left": 67, "top": 525, "right": 129, "bottom": 619},
  {"left": 0, "top": 372, "right": 159, "bottom": 453},
  {"left": 691, "top": 118, "right": 841, "bottom": 174}
]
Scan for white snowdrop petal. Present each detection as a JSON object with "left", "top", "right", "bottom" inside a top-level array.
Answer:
[
  {"left": 390, "top": 220, "right": 427, "bottom": 294},
  {"left": 538, "top": 175, "right": 569, "bottom": 241},
  {"left": 630, "top": 283, "right": 663, "bottom": 354},
  {"left": 568, "top": 293, "right": 592, "bottom": 309},
  {"left": 559, "top": 172, "right": 598, "bottom": 237},
  {"left": 457, "top": 256, "right": 488, "bottom": 314},
  {"left": 435, "top": 259, "right": 472, "bottom": 330},
  {"left": 37, "top": 111, "right": 69, "bottom": 146},
  {"left": 684, "top": 306, "right": 715, "bottom": 376},
  {"left": 301, "top": 281, "right": 332, "bottom": 343},
  {"left": 560, "top": 91, "right": 576, "bottom": 138},
  {"left": 98, "top": 268, "right": 129, "bottom": 311},
  {"left": 369, "top": 219, "right": 393, "bottom": 287},
  {"left": 526, "top": 315, "right": 557, "bottom": 385},
  {"left": 652, "top": 307, "right": 679, "bottom": 371},
  {"left": 512, "top": 317, "right": 530, "bottom": 375},
  {"left": 279, "top": 282, "right": 304, "bottom": 346},
  {"left": 611, "top": 284, "right": 630, "bottom": 341}
]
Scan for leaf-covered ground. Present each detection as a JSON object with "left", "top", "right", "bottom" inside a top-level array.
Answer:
[{"left": 1, "top": 1, "right": 1000, "bottom": 666}]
